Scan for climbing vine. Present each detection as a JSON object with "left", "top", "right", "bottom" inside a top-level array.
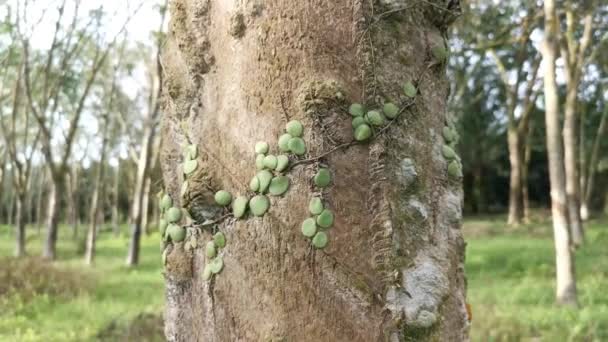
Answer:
[{"left": 158, "top": 34, "right": 459, "bottom": 283}]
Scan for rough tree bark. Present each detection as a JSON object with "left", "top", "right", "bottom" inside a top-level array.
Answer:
[
  {"left": 161, "top": 0, "right": 468, "bottom": 341},
  {"left": 541, "top": 0, "right": 578, "bottom": 306}
]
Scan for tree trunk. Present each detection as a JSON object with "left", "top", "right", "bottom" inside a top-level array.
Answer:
[
  {"left": 15, "top": 193, "right": 26, "bottom": 257},
  {"left": 541, "top": 0, "right": 577, "bottom": 306},
  {"left": 42, "top": 175, "right": 62, "bottom": 260},
  {"left": 85, "top": 119, "right": 110, "bottom": 265},
  {"left": 7, "top": 188, "right": 15, "bottom": 226},
  {"left": 35, "top": 168, "right": 46, "bottom": 234},
  {"left": 112, "top": 160, "right": 121, "bottom": 236},
  {"left": 563, "top": 85, "right": 583, "bottom": 246},
  {"left": 68, "top": 165, "right": 80, "bottom": 239},
  {"left": 507, "top": 127, "right": 523, "bottom": 225},
  {"left": 160, "top": 1, "right": 468, "bottom": 341},
  {"left": 141, "top": 176, "right": 151, "bottom": 235},
  {"left": 522, "top": 123, "right": 534, "bottom": 223},
  {"left": 473, "top": 163, "right": 486, "bottom": 213},
  {"left": 126, "top": 126, "right": 156, "bottom": 266},
  {"left": 581, "top": 106, "right": 608, "bottom": 220}
]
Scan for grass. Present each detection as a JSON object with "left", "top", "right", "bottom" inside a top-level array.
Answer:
[
  {"left": 0, "top": 224, "right": 164, "bottom": 342},
  {"left": 465, "top": 214, "right": 608, "bottom": 342},
  {"left": 0, "top": 214, "right": 606, "bottom": 341}
]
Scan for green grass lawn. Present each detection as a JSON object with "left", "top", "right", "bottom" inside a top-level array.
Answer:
[
  {"left": 0, "top": 215, "right": 606, "bottom": 341},
  {"left": 465, "top": 214, "right": 608, "bottom": 342},
  {"left": 0, "top": 225, "right": 165, "bottom": 342}
]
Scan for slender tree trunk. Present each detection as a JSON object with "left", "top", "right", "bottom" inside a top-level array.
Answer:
[
  {"left": 541, "top": 0, "right": 577, "bottom": 306},
  {"left": 35, "top": 169, "right": 46, "bottom": 234},
  {"left": 112, "top": 160, "right": 121, "bottom": 236},
  {"left": 0, "top": 161, "right": 5, "bottom": 224},
  {"left": 141, "top": 176, "right": 152, "bottom": 235},
  {"left": 85, "top": 124, "right": 109, "bottom": 264},
  {"left": 581, "top": 106, "right": 608, "bottom": 220},
  {"left": 8, "top": 188, "right": 15, "bottom": 226},
  {"left": 68, "top": 165, "right": 80, "bottom": 239},
  {"left": 161, "top": 1, "right": 468, "bottom": 340},
  {"left": 42, "top": 175, "right": 63, "bottom": 260},
  {"left": 563, "top": 86, "right": 583, "bottom": 246},
  {"left": 522, "top": 123, "right": 534, "bottom": 223},
  {"left": 473, "top": 163, "right": 486, "bottom": 213},
  {"left": 507, "top": 127, "right": 523, "bottom": 225},
  {"left": 126, "top": 127, "right": 155, "bottom": 266},
  {"left": 15, "top": 193, "right": 26, "bottom": 257}
]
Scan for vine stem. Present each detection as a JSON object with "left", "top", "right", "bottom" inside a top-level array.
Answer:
[{"left": 290, "top": 100, "right": 415, "bottom": 169}]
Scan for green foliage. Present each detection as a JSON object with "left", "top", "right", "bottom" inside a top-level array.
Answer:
[
  {"left": 183, "top": 160, "right": 198, "bottom": 175},
  {"left": 354, "top": 124, "right": 372, "bottom": 141},
  {"left": 301, "top": 218, "right": 317, "bottom": 237},
  {"left": 256, "top": 170, "right": 273, "bottom": 193},
  {"left": 403, "top": 82, "right": 417, "bottom": 98},
  {"left": 275, "top": 155, "right": 289, "bottom": 172},
  {"left": 213, "top": 232, "right": 226, "bottom": 248},
  {"left": 249, "top": 195, "right": 270, "bottom": 216},
  {"left": 269, "top": 176, "right": 290, "bottom": 196},
  {"left": 349, "top": 103, "right": 365, "bottom": 117},
  {"left": 316, "top": 209, "right": 334, "bottom": 228},
  {"left": 205, "top": 241, "right": 217, "bottom": 258},
  {"left": 312, "top": 231, "right": 328, "bottom": 249},
  {"left": 308, "top": 197, "right": 324, "bottom": 215},
  {"left": 165, "top": 207, "right": 182, "bottom": 223},
  {"left": 286, "top": 120, "right": 304, "bottom": 137},
  {"left": 278, "top": 134, "right": 293, "bottom": 152},
  {"left": 366, "top": 110, "right": 385, "bottom": 126},
  {"left": 255, "top": 154, "right": 265, "bottom": 170},
  {"left": 442, "top": 145, "right": 457, "bottom": 160},
  {"left": 209, "top": 256, "right": 224, "bottom": 274},
  {"left": 249, "top": 175, "right": 260, "bottom": 192},
  {"left": 214, "top": 190, "right": 232, "bottom": 206},
  {"left": 287, "top": 137, "right": 306, "bottom": 155},
  {"left": 383, "top": 102, "right": 400, "bottom": 119},
  {"left": 352, "top": 116, "right": 366, "bottom": 128},
  {"left": 255, "top": 142, "right": 269, "bottom": 154},
  {"left": 160, "top": 195, "right": 172, "bottom": 210},
  {"left": 313, "top": 168, "right": 331, "bottom": 188},
  {"left": 263, "top": 155, "right": 278, "bottom": 169},
  {"left": 232, "top": 196, "right": 249, "bottom": 218},
  {"left": 167, "top": 224, "right": 185, "bottom": 242}
]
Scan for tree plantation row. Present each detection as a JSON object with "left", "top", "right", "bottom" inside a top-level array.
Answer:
[{"left": 0, "top": 1, "right": 168, "bottom": 266}]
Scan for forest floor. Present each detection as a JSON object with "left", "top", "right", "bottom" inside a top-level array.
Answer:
[
  {"left": 0, "top": 225, "right": 165, "bottom": 341},
  {"left": 0, "top": 215, "right": 606, "bottom": 341},
  {"left": 465, "top": 213, "right": 608, "bottom": 341}
]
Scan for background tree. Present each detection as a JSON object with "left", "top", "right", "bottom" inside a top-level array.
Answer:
[
  {"left": 541, "top": 0, "right": 578, "bottom": 306},
  {"left": 125, "top": 1, "right": 167, "bottom": 266}
]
